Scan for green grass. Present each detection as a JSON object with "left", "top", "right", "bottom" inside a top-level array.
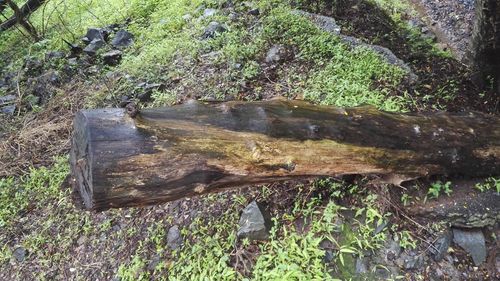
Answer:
[
  {"left": 149, "top": 180, "right": 394, "bottom": 280},
  {"left": 0, "top": 156, "right": 68, "bottom": 228},
  {"left": 1, "top": 0, "right": 411, "bottom": 111},
  {"left": 252, "top": 201, "right": 345, "bottom": 281},
  {"left": 259, "top": 6, "right": 407, "bottom": 111}
]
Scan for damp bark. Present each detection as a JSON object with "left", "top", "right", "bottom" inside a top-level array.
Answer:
[{"left": 70, "top": 100, "right": 500, "bottom": 211}]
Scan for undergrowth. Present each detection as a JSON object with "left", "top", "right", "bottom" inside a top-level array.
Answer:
[
  {"left": 0, "top": 156, "right": 68, "bottom": 228},
  {"left": 0, "top": 0, "right": 411, "bottom": 111}
]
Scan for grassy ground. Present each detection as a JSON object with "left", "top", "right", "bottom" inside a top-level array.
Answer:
[{"left": 0, "top": 0, "right": 498, "bottom": 280}]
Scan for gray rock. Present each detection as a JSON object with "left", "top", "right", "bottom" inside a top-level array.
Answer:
[
  {"left": 83, "top": 39, "right": 106, "bottom": 55},
  {"left": 319, "top": 239, "right": 334, "bottom": 263},
  {"left": 102, "top": 50, "right": 123, "bottom": 66},
  {"left": 182, "top": 14, "right": 192, "bottom": 21},
  {"left": 432, "top": 260, "right": 461, "bottom": 281},
  {"left": 203, "top": 8, "right": 217, "bottom": 18},
  {"left": 13, "top": 247, "right": 26, "bottom": 262},
  {"left": 1, "top": 72, "right": 16, "bottom": 88},
  {"left": 265, "top": 45, "right": 284, "bottom": 63},
  {"left": 345, "top": 39, "right": 418, "bottom": 84},
  {"left": 452, "top": 228, "right": 486, "bottom": 265},
  {"left": 292, "top": 10, "right": 341, "bottom": 35},
  {"left": 295, "top": 10, "right": 417, "bottom": 84},
  {"left": 201, "top": 22, "right": 227, "bottom": 39},
  {"left": 112, "top": 30, "right": 134, "bottom": 48},
  {"left": 135, "top": 82, "right": 165, "bottom": 102},
  {"left": 1, "top": 105, "right": 16, "bottom": 115},
  {"left": 355, "top": 257, "right": 368, "bottom": 274},
  {"left": 323, "top": 250, "right": 334, "bottom": 263},
  {"left": 82, "top": 28, "right": 107, "bottom": 44},
  {"left": 0, "top": 94, "right": 16, "bottom": 105},
  {"left": 147, "top": 255, "right": 161, "bottom": 271},
  {"left": 144, "top": 83, "right": 165, "bottom": 92},
  {"left": 41, "top": 70, "right": 61, "bottom": 84},
  {"left": 45, "top": 51, "right": 66, "bottom": 61},
  {"left": 137, "top": 91, "right": 152, "bottom": 102},
  {"left": 237, "top": 201, "right": 272, "bottom": 241},
  {"left": 67, "top": 43, "right": 83, "bottom": 58},
  {"left": 374, "top": 220, "right": 389, "bottom": 235},
  {"left": 248, "top": 8, "right": 260, "bottom": 16},
  {"left": 398, "top": 253, "right": 424, "bottom": 270},
  {"left": 383, "top": 238, "right": 402, "bottom": 262},
  {"left": 119, "top": 95, "right": 132, "bottom": 107},
  {"left": 430, "top": 231, "right": 452, "bottom": 261},
  {"left": 68, "top": 58, "right": 78, "bottom": 66},
  {"left": 23, "top": 57, "right": 43, "bottom": 76},
  {"left": 167, "top": 225, "right": 182, "bottom": 250}
]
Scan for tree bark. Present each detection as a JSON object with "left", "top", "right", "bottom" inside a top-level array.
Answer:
[
  {"left": 70, "top": 100, "right": 500, "bottom": 211},
  {"left": 471, "top": 0, "right": 500, "bottom": 95}
]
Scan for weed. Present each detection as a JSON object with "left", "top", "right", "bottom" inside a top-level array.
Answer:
[
  {"left": 0, "top": 156, "right": 68, "bottom": 227},
  {"left": 169, "top": 213, "right": 239, "bottom": 280},
  {"left": 426, "top": 181, "right": 452, "bottom": 200},
  {"left": 117, "top": 254, "right": 150, "bottom": 281},
  {"left": 151, "top": 90, "right": 177, "bottom": 107},
  {"left": 253, "top": 201, "right": 343, "bottom": 280},
  {"left": 475, "top": 177, "right": 500, "bottom": 193},
  {"left": 261, "top": 6, "right": 407, "bottom": 111},
  {"left": 400, "top": 193, "right": 412, "bottom": 206},
  {"left": 396, "top": 230, "right": 417, "bottom": 250}
]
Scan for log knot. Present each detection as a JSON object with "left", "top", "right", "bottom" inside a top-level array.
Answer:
[{"left": 126, "top": 102, "right": 140, "bottom": 118}]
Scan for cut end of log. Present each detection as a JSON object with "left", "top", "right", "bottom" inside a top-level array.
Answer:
[{"left": 70, "top": 111, "right": 94, "bottom": 209}]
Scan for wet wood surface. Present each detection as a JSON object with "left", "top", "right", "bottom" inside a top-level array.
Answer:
[{"left": 70, "top": 100, "right": 500, "bottom": 211}]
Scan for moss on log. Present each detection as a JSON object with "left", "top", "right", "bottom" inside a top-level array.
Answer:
[{"left": 70, "top": 100, "right": 500, "bottom": 211}]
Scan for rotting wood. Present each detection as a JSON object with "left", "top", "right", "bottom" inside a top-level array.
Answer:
[{"left": 70, "top": 100, "right": 500, "bottom": 211}]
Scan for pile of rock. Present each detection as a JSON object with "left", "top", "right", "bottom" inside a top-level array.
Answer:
[{"left": 79, "top": 26, "right": 134, "bottom": 66}]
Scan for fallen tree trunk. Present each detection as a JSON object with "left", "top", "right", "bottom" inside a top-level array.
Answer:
[{"left": 70, "top": 100, "right": 500, "bottom": 211}]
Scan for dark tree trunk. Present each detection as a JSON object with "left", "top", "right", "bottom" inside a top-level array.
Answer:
[
  {"left": 471, "top": 0, "right": 500, "bottom": 96},
  {"left": 70, "top": 100, "right": 500, "bottom": 211}
]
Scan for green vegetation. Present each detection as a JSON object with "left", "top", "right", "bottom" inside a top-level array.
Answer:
[
  {"left": 0, "top": 156, "right": 68, "bottom": 228},
  {"left": 113, "top": 179, "right": 399, "bottom": 280},
  {"left": 372, "top": 0, "right": 452, "bottom": 58},
  {"left": 395, "top": 230, "right": 417, "bottom": 250},
  {"left": 426, "top": 180, "right": 452, "bottom": 200},
  {"left": 0, "top": 0, "right": 413, "bottom": 111},
  {"left": 475, "top": 177, "right": 500, "bottom": 193}
]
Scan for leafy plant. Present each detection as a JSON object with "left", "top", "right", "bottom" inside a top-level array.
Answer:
[
  {"left": 0, "top": 156, "right": 69, "bottom": 227},
  {"left": 117, "top": 255, "right": 150, "bottom": 281},
  {"left": 396, "top": 230, "right": 417, "bottom": 250},
  {"left": 400, "top": 193, "right": 412, "bottom": 206},
  {"left": 475, "top": 177, "right": 500, "bottom": 193},
  {"left": 427, "top": 181, "right": 452, "bottom": 199}
]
